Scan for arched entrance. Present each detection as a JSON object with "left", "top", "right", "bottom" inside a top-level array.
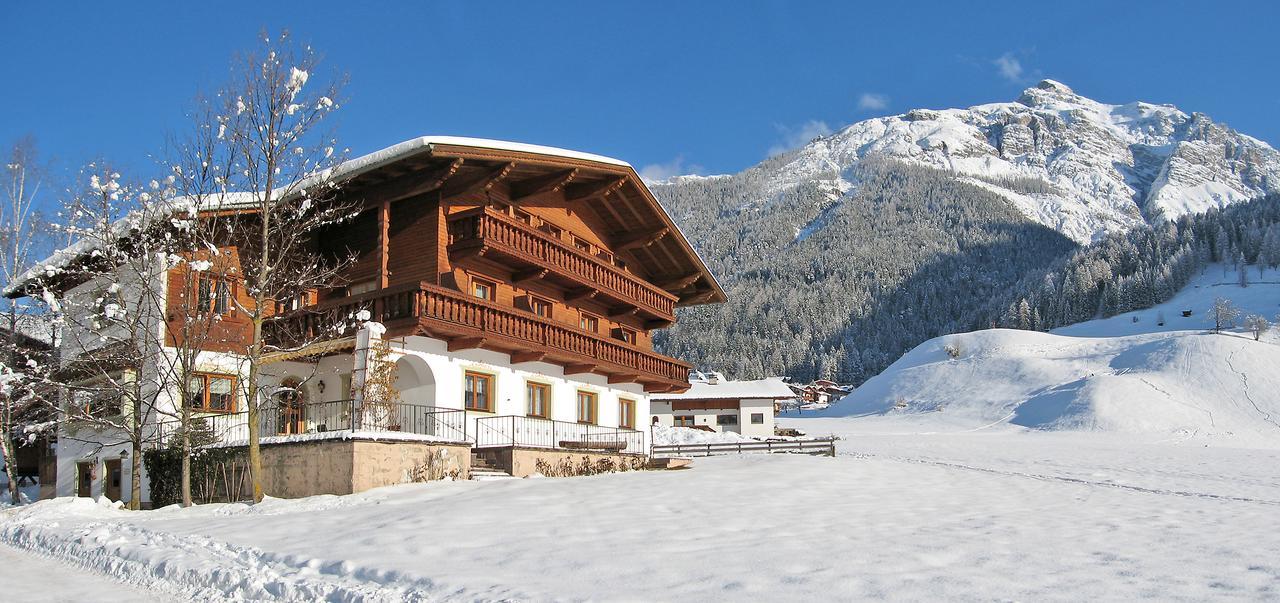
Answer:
[
  {"left": 274, "top": 377, "right": 307, "bottom": 435},
  {"left": 394, "top": 355, "right": 436, "bottom": 407}
]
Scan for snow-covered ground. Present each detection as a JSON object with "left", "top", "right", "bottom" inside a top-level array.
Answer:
[
  {"left": 0, "top": 541, "right": 162, "bottom": 602},
  {"left": 2, "top": 430, "right": 1277, "bottom": 601}
]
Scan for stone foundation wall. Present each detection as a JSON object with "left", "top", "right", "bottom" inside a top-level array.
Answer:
[
  {"left": 478, "top": 447, "right": 644, "bottom": 478},
  {"left": 258, "top": 437, "right": 471, "bottom": 498}
]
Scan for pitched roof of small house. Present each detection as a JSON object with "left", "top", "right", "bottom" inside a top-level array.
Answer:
[{"left": 650, "top": 376, "right": 795, "bottom": 401}]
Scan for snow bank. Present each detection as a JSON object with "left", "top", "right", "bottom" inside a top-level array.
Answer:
[
  {"left": 824, "top": 328, "right": 1280, "bottom": 446},
  {"left": 651, "top": 425, "right": 755, "bottom": 445}
]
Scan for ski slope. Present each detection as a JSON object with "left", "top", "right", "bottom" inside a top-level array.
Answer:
[{"left": 823, "top": 265, "right": 1280, "bottom": 447}]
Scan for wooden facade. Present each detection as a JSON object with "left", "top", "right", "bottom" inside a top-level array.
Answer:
[{"left": 260, "top": 140, "right": 725, "bottom": 393}]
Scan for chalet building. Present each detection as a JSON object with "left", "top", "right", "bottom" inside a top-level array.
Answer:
[
  {"left": 788, "top": 379, "right": 852, "bottom": 408},
  {"left": 12, "top": 137, "right": 724, "bottom": 504},
  {"left": 650, "top": 372, "right": 795, "bottom": 438}
]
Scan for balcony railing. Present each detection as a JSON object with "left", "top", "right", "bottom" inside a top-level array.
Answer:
[
  {"left": 446, "top": 207, "right": 678, "bottom": 319},
  {"left": 474, "top": 415, "right": 645, "bottom": 455},
  {"left": 150, "top": 400, "right": 469, "bottom": 447},
  {"left": 267, "top": 281, "right": 691, "bottom": 388}
]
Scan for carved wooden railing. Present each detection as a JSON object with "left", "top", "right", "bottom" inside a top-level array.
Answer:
[
  {"left": 446, "top": 207, "right": 677, "bottom": 319},
  {"left": 266, "top": 282, "right": 690, "bottom": 385}
]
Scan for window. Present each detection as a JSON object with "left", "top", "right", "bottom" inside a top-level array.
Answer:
[
  {"left": 75, "top": 385, "right": 123, "bottom": 419},
  {"left": 572, "top": 236, "right": 592, "bottom": 253},
  {"left": 617, "top": 327, "right": 637, "bottom": 345},
  {"left": 526, "top": 382, "right": 550, "bottom": 418},
  {"left": 514, "top": 209, "right": 535, "bottom": 226},
  {"left": 618, "top": 398, "right": 635, "bottom": 429},
  {"left": 471, "top": 277, "right": 496, "bottom": 301},
  {"left": 578, "top": 313, "right": 599, "bottom": 333},
  {"left": 596, "top": 250, "right": 613, "bottom": 264},
  {"left": 613, "top": 257, "right": 627, "bottom": 270},
  {"left": 716, "top": 414, "right": 738, "bottom": 426},
  {"left": 528, "top": 296, "right": 553, "bottom": 319},
  {"left": 751, "top": 413, "right": 765, "bottom": 425},
  {"left": 540, "top": 223, "right": 564, "bottom": 240},
  {"left": 674, "top": 415, "right": 695, "bottom": 427},
  {"left": 464, "top": 371, "right": 494, "bottom": 412},
  {"left": 187, "top": 373, "right": 237, "bottom": 413},
  {"left": 576, "top": 390, "right": 597, "bottom": 424},
  {"left": 197, "top": 275, "right": 233, "bottom": 315},
  {"left": 347, "top": 279, "right": 377, "bottom": 297}
]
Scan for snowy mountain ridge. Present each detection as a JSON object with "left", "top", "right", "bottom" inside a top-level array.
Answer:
[{"left": 750, "top": 80, "right": 1280, "bottom": 243}]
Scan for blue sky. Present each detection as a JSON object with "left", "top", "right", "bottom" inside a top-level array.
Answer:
[{"left": 3, "top": 1, "right": 1278, "bottom": 185}]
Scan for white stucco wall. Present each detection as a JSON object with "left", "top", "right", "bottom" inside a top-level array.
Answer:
[{"left": 650, "top": 397, "right": 777, "bottom": 438}]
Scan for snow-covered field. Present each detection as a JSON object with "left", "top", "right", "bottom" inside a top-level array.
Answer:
[{"left": 3, "top": 428, "right": 1278, "bottom": 601}]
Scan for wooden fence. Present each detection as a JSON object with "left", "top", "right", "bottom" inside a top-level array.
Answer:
[{"left": 650, "top": 437, "right": 836, "bottom": 458}]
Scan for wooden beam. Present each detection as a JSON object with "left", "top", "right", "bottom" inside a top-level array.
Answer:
[
  {"left": 440, "top": 162, "right": 517, "bottom": 199},
  {"left": 564, "top": 287, "right": 597, "bottom": 302},
  {"left": 614, "top": 227, "right": 668, "bottom": 252},
  {"left": 608, "top": 373, "right": 641, "bottom": 385},
  {"left": 447, "top": 336, "right": 485, "bottom": 352},
  {"left": 681, "top": 290, "right": 716, "bottom": 305},
  {"left": 510, "top": 351, "right": 546, "bottom": 364},
  {"left": 608, "top": 307, "right": 639, "bottom": 320},
  {"left": 508, "top": 169, "right": 578, "bottom": 202},
  {"left": 356, "top": 158, "right": 463, "bottom": 204},
  {"left": 564, "top": 363, "right": 597, "bottom": 375},
  {"left": 377, "top": 200, "right": 390, "bottom": 288},
  {"left": 658, "top": 272, "right": 702, "bottom": 291},
  {"left": 513, "top": 268, "right": 548, "bottom": 286},
  {"left": 645, "top": 318, "right": 674, "bottom": 330},
  {"left": 563, "top": 177, "right": 626, "bottom": 204}
]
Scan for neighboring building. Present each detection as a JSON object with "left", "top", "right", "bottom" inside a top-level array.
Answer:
[
  {"left": 0, "top": 322, "right": 58, "bottom": 500},
  {"left": 650, "top": 372, "right": 795, "bottom": 438},
  {"left": 10, "top": 137, "right": 725, "bottom": 504},
  {"left": 789, "top": 379, "right": 853, "bottom": 408}
]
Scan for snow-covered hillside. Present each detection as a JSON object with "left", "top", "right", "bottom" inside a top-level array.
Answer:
[
  {"left": 824, "top": 265, "right": 1280, "bottom": 447},
  {"left": 736, "top": 80, "right": 1280, "bottom": 243}
]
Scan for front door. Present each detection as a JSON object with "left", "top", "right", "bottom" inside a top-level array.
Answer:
[
  {"left": 76, "top": 462, "right": 93, "bottom": 497},
  {"left": 277, "top": 384, "right": 306, "bottom": 435},
  {"left": 103, "top": 459, "right": 122, "bottom": 502}
]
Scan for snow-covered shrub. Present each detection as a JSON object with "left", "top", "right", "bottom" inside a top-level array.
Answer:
[
  {"left": 943, "top": 343, "right": 963, "bottom": 359},
  {"left": 1244, "top": 314, "right": 1271, "bottom": 341},
  {"left": 533, "top": 455, "right": 644, "bottom": 478}
]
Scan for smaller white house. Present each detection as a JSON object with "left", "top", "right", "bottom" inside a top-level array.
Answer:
[{"left": 649, "top": 372, "right": 795, "bottom": 438}]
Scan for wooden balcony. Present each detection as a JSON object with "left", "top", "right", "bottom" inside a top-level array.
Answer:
[
  {"left": 265, "top": 281, "right": 691, "bottom": 392},
  {"left": 445, "top": 207, "right": 678, "bottom": 322}
]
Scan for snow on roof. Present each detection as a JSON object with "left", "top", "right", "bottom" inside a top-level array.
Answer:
[
  {"left": 651, "top": 377, "right": 796, "bottom": 401},
  {"left": 5, "top": 136, "right": 635, "bottom": 297}
]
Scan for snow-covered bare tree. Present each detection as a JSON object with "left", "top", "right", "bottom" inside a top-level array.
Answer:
[
  {"left": 44, "top": 165, "right": 188, "bottom": 509},
  {"left": 0, "top": 137, "right": 55, "bottom": 504},
  {"left": 1209, "top": 297, "right": 1240, "bottom": 334},
  {"left": 197, "top": 30, "right": 352, "bottom": 502},
  {"left": 1244, "top": 314, "right": 1270, "bottom": 341}
]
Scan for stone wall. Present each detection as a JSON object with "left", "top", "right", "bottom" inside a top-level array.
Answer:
[
  {"left": 258, "top": 436, "right": 471, "bottom": 498},
  {"left": 477, "top": 447, "right": 645, "bottom": 478}
]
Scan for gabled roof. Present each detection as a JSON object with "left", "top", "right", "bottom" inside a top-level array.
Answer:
[
  {"left": 338, "top": 136, "right": 726, "bottom": 307},
  {"left": 9, "top": 136, "right": 726, "bottom": 307}
]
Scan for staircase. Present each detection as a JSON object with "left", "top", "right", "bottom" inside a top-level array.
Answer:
[{"left": 470, "top": 451, "right": 514, "bottom": 481}]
